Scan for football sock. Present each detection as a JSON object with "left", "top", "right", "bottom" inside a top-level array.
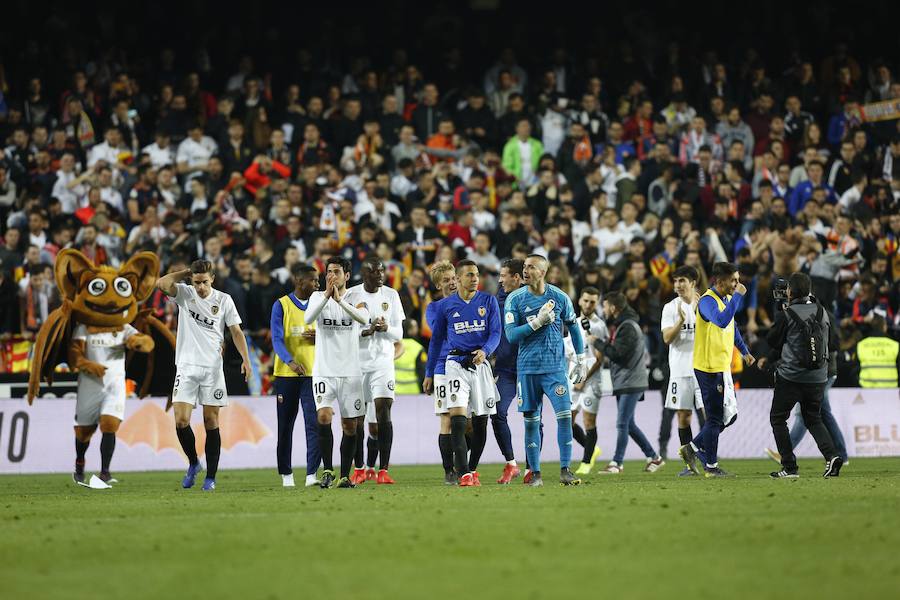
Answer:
[
  {"left": 100, "top": 432, "right": 116, "bottom": 473},
  {"left": 367, "top": 436, "right": 379, "bottom": 469},
  {"left": 450, "top": 415, "right": 469, "bottom": 475},
  {"left": 318, "top": 423, "right": 334, "bottom": 471},
  {"left": 524, "top": 412, "right": 541, "bottom": 474},
  {"left": 339, "top": 433, "right": 356, "bottom": 479},
  {"left": 583, "top": 427, "right": 598, "bottom": 464},
  {"left": 438, "top": 434, "right": 453, "bottom": 474},
  {"left": 354, "top": 421, "right": 365, "bottom": 468},
  {"left": 205, "top": 428, "right": 221, "bottom": 479},
  {"left": 467, "top": 415, "right": 488, "bottom": 472},
  {"left": 378, "top": 422, "right": 393, "bottom": 471},
  {"left": 678, "top": 426, "right": 693, "bottom": 446},
  {"left": 556, "top": 411, "right": 573, "bottom": 469},
  {"left": 572, "top": 422, "right": 586, "bottom": 447},
  {"left": 75, "top": 439, "right": 88, "bottom": 472},
  {"left": 176, "top": 426, "right": 199, "bottom": 465}
]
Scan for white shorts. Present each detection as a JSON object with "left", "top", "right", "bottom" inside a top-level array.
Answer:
[
  {"left": 74, "top": 372, "right": 126, "bottom": 425},
  {"left": 433, "top": 373, "right": 449, "bottom": 415},
  {"left": 666, "top": 375, "right": 705, "bottom": 411},
  {"left": 172, "top": 364, "right": 228, "bottom": 408},
  {"left": 571, "top": 378, "right": 602, "bottom": 414},
  {"left": 445, "top": 360, "right": 498, "bottom": 417},
  {"left": 313, "top": 376, "right": 365, "bottom": 419},
  {"left": 361, "top": 368, "right": 395, "bottom": 404}
]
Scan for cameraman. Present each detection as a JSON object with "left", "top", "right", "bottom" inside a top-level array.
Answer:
[{"left": 765, "top": 272, "right": 843, "bottom": 479}]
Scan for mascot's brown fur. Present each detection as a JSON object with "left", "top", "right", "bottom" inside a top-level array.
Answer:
[{"left": 27, "top": 249, "right": 176, "bottom": 403}]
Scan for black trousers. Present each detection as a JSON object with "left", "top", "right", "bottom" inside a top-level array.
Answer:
[{"left": 769, "top": 376, "right": 836, "bottom": 470}]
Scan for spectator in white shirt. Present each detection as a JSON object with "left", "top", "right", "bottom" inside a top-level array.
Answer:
[
  {"left": 390, "top": 157, "right": 418, "bottom": 199},
  {"left": 142, "top": 130, "right": 175, "bottom": 168},
  {"left": 616, "top": 201, "right": 644, "bottom": 244},
  {"left": 176, "top": 122, "right": 218, "bottom": 190},
  {"left": 87, "top": 128, "right": 129, "bottom": 175},
  {"left": 51, "top": 152, "right": 92, "bottom": 213},
  {"left": 470, "top": 189, "right": 496, "bottom": 232},
  {"left": 592, "top": 208, "right": 627, "bottom": 265},
  {"left": 97, "top": 166, "right": 124, "bottom": 215},
  {"left": 839, "top": 170, "right": 867, "bottom": 211}
]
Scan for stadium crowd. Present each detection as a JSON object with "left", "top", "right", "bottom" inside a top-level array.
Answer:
[{"left": 0, "top": 6, "right": 898, "bottom": 388}]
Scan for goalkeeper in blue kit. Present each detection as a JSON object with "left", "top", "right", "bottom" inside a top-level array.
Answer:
[{"left": 504, "top": 255, "right": 587, "bottom": 486}]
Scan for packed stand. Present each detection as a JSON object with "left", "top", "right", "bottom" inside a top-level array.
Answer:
[{"left": 0, "top": 38, "right": 898, "bottom": 388}]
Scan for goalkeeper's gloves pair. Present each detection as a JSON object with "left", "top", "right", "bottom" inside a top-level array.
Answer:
[
  {"left": 528, "top": 300, "right": 556, "bottom": 331},
  {"left": 569, "top": 353, "right": 588, "bottom": 385}
]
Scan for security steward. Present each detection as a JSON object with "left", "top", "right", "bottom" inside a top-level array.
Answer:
[{"left": 856, "top": 315, "right": 899, "bottom": 388}]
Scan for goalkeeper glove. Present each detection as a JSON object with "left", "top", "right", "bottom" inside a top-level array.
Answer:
[
  {"left": 570, "top": 353, "right": 588, "bottom": 385},
  {"left": 528, "top": 300, "right": 556, "bottom": 331}
]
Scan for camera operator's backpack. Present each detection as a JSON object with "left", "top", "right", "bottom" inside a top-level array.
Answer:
[{"left": 786, "top": 303, "right": 827, "bottom": 370}]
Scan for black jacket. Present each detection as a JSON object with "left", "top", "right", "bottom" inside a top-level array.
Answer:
[{"left": 766, "top": 296, "right": 838, "bottom": 383}]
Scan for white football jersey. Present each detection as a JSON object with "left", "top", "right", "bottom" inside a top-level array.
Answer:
[
  {"left": 661, "top": 297, "right": 696, "bottom": 378},
  {"left": 72, "top": 323, "right": 139, "bottom": 374},
  {"left": 172, "top": 283, "right": 242, "bottom": 368},
  {"left": 308, "top": 291, "right": 366, "bottom": 377},
  {"left": 564, "top": 313, "right": 606, "bottom": 371},
  {"left": 344, "top": 284, "right": 406, "bottom": 372}
]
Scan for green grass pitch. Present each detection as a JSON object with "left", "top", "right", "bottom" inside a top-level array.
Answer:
[{"left": 2, "top": 458, "right": 899, "bottom": 600}]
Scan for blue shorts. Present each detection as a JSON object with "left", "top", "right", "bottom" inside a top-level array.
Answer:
[{"left": 516, "top": 372, "right": 571, "bottom": 414}]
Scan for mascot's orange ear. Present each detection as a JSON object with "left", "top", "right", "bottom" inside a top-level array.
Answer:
[
  {"left": 119, "top": 252, "right": 160, "bottom": 302},
  {"left": 55, "top": 249, "right": 97, "bottom": 301}
]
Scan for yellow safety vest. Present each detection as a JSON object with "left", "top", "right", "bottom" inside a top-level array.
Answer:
[
  {"left": 394, "top": 338, "right": 424, "bottom": 394},
  {"left": 273, "top": 295, "right": 316, "bottom": 377},
  {"left": 694, "top": 288, "right": 735, "bottom": 374},
  {"left": 857, "top": 336, "right": 899, "bottom": 388}
]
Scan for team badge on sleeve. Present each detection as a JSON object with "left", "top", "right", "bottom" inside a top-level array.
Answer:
[{"left": 505, "top": 312, "right": 514, "bottom": 324}]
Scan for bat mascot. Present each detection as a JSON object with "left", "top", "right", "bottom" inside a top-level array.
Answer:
[{"left": 27, "top": 249, "right": 176, "bottom": 486}]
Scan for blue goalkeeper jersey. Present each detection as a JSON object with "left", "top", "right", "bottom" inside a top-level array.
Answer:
[
  {"left": 424, "top": 299, "right": 450, "bottom": 377},
  {"left": 504, "top": 284, "right": 578, "bottom": 375},
  {"left": 425, "top": 291, "right": 501, "bottom": 377}
]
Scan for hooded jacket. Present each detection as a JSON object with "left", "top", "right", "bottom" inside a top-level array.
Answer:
[{"left": 593, "top": 306, "right": 648, "bottom": 394}]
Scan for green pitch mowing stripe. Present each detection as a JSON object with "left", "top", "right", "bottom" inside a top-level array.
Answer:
[{"left": 2, "top": 458, "right": 899, "bottom": 600}]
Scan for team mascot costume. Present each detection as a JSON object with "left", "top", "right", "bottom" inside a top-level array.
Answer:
[{"left": 27, "top": 249, "right": 176, "bottom": 487}]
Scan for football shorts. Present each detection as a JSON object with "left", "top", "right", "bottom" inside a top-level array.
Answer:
[
  {"left": 74, "top": 371, "right": 127, "bottom": 425},
  {"left": 666, "top": 375, "right": 705, "bottom": 411},
  {"left": 432, "top": 373, "right": 449, "bottom": 415},
  {"left": 361, "top": 367, "right": 395, "bottom": 404},
  {"left": 445, "top": 360, "right": 498, "bottom": 417},
  {"left": 313, "top": 376, "right": 365, "bottom": 419},
  {"left": 172, "top": 364, "right": 228, "bottom": 408}
]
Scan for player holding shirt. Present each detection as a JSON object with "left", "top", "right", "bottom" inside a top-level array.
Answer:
[
  {"left": 505, "top": 255, "right": 587, "bottom": 487},
  {"left": 345, "top": 256, "right": 406, "bottom": 485},
  {"left": 680, "top": 262, "right": 755, "bottom": 478},
  {"left": 425, "top": 260, "right": 501, "bottom": 487},
  {"left": 660, "top": 266, "right": 706, "bottom": 477},
  {"left": 423, "top": 261, "right": 459, "bottom": 484},
  {"left": 157, "top": 260, "right": 251, "bottom": 492},
  {"left": 566, "top": 287, "right": 608, "bottom": 476},
  {"left": 305, "top": 257, "right": 370, "bottom": 489}
]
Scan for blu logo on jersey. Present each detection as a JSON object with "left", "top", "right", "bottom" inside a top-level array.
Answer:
[{"left": 454, "top": 319, "right": 486, "bottom": 334}]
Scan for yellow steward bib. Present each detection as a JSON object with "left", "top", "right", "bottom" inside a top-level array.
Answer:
[
  {"left": 857, "top": 336, "right": 899, "bottom": 388},
  {"left": 693, "top": 288, "right": 734, "bottom": 374},
  {"left": 273, "top": 295, "right": 315, "bottom": 377}
]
